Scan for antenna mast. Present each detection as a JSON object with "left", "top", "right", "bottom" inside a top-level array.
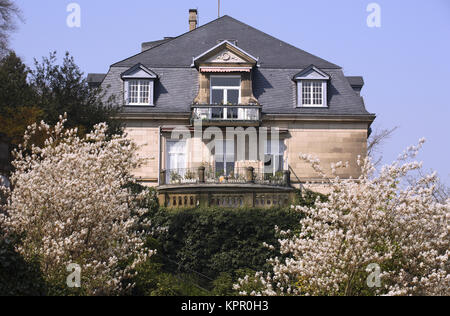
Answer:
[{"left": 218, "top": 0, "right": 221, "bottom": 18}]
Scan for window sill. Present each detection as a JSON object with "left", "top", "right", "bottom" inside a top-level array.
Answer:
[
  {"left": 297, "top": 105, "right": 328, "bottom": 108},
  {"left": 125, "top": 104, "right": 155, "bottom": 107}
]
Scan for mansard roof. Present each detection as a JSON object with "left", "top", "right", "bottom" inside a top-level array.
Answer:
[{"left": 100, "top": 15, "right": 373, "bottom": 119}]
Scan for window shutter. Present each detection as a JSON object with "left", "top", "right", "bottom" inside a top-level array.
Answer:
[{"left": 124, "top": 80, "right": 129, "bottom": 105}]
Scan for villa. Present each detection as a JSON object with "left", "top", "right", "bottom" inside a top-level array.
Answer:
[{"left": 88, "top": 10, "right": 375, "bottom": 208}]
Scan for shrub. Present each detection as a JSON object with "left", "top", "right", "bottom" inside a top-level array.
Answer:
[{"left": 150, "top": 206, "right": 304, "bottom": 281}]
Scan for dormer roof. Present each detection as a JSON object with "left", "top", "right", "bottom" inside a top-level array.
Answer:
[
  {"left": 121, "top": 63, "right": 158, "bottom": 79},
  {"left": 293, "top": 65, "right": 331, "bottom": 81}
]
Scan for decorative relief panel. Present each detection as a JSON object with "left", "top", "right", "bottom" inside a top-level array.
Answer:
[{"left": 205, "top": 49, "right": 247, "bottom": 64}]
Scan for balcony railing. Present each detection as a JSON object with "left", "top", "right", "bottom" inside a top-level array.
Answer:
[
  {"left": 191, "top": 104, "right": 261, "bottom": 125},
  {"left": 160, "top": 166, "right": 290, "bottom": 187}
]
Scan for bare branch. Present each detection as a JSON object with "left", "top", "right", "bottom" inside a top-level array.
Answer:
[
  {"left": 0, "top": 0, "right": 23, "bottom": 56},
  {"left": 367, "top": 126, "right": 398, "bottom": 166}
]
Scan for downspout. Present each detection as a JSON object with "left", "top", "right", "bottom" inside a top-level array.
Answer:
[{"left": 158, "top": 126, "right": 161, "bottom": 185}]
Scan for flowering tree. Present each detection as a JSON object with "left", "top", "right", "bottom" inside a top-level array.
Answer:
[
  {"left": 0, "top": 116, "right": 153, "bottom": 295},
  {"left": 236, "top": 139, "right": 449, "bottom": 296}
]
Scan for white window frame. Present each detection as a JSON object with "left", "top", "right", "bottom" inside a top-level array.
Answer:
[
  {"left": 214, "top": 139, "right": 235, "bottom": 176},
  {"left": 210, "top": 75, "right": 241, "bottom": 119},
  {"left": 264, "top": 139, "right": 285, "bottom": 175},
  {"left": 297, "top": 80, "right": 328, "bottom": 108},
  {"left": 166, "top": 140, "right": 187, "bottom": 183},
  {"left": 124, "top": 79, "right": 154, "bottom": 106}
]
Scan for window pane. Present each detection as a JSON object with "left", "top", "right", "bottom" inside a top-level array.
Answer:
[
  {"left": 264, "top": 154, "right": 273, "bottom": 174},
  {"left": 313, "top": 82, "right": 322, "bottom": 105},
  {"left": 226, "top": 162, "right": 235, "bottom": 176},
  {"left": 211, "top": 76, "right": 240, "bottom": 87},
  {"left": 302, "top": 81, "right": 312, "bottom": 105},
  {"left": 139, "top": 80, "right": 150, "bottom": 104},
  {"left": 227, "top": 89, "right": 239, "bottom": 105},
  {"left": 212, "top": 89, "right": 224, "bottom": 104},
  {"left": 275, "top": 156, "right": 283, "bottom": 173},
  {"left": 129, "top": 80, "right": 139, "bottom": 104},
  {"left": 215, "top": 162, "right": 224, "bottom": 176}
]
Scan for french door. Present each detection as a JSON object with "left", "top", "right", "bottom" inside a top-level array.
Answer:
[{"left": 166, "top": 140, "right": 187, "bottom": 183}]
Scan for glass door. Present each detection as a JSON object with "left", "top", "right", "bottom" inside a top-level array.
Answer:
[
  {"left": 166, "top": 140, "right": 187, "bottom": 183},
  {"left": 210, "top": 76, "right": 241, "bottom": 120}
]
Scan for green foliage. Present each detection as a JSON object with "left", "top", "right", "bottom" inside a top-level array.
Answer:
[
  {"left": 0, "top": 52, "right": 41, "bottom": 149},
  {"left": 212, "top": 272, "right": 235, "bottom": 296},
  {"left": 295, "top": 188, "right": 328, "bottom": 206},
  {"left": 0, "top": 234, "right": 47, "bottom": 296},
  {"left": 150, "top": 206, "right": 303, "bottom": 281},
  {"left": 0, "top": 51, "right": 123, "bottom": 171},
  {"left": 0, "top": 52, "right": 34, "bottom": 113},
  {"left": 29, "top": 51, "right": 122, "bottom": 136},
  {"left": 131, "top": 244, "right": 211, "bottom": 296}
]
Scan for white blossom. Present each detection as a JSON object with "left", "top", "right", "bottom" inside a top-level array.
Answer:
[
  {"left": 237, "top": 139, "right": 449, "bottom": 296},
  {"left": 0, "top": 115, "right": 154, "bottom": 295}
]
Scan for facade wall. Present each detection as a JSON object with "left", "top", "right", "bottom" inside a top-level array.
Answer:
[
  {"left": 286, "top": 122, "right": 368, "bottom": 183},
  {"left": 125, "top": 120, "right": 369, "bottom": 189},
  {"left": 124, "top": 122, "right": 160, "bottom": 186}
]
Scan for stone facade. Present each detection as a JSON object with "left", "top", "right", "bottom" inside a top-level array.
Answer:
[{"left": 123, "top": 119, "right": 370, "bottom": 194}]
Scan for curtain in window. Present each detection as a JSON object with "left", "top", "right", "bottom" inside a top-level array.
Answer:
[
  {"left": 264, "top": 140, "right": 285, "bottom": 175},
  {"left": 167, "top": 141, "right": 187, "bottom": 182}
]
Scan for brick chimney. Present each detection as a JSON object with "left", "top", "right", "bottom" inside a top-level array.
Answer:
[{"left": 189, "top": 9, "right": 198, "bottom": 31}]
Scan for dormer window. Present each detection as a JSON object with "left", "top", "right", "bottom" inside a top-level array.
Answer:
[
  {"left": 128, "top": 80, "right": 151, "bottom": 105},
  {"left": 301, "top": 81, "right": 323, "bottom": 106},
  {"left": 294, "top": 65, "right": 330, "bottom": 108},
  {"left": 121, "top": 64, "right": 157, "bottom": 106}
]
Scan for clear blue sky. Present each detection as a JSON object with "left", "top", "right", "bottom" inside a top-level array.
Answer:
[{"left": 10, "top": 0, "right": 450, "bottom": 183}]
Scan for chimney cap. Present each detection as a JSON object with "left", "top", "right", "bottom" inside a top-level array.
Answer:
[{"left": 189, "top": 9, "right": 198, "bottom": 13}]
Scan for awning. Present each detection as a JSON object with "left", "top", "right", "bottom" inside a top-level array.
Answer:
[{"left": 200, "top": 67, "right": 252, "bottom": 73}]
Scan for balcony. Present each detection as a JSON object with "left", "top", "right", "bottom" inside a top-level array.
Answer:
[
  {"left": 157, "top": 166, "right": 294, "bottom": 209},
  {"left": 160, "top": 166, "right": 290, "bottom": 187},
  {"left": 191, "top": 104, "right": 261, "bottom": 126}
]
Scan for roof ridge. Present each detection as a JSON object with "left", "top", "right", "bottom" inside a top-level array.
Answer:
[{"left": 220, "top": 15, "right": 340, "bottom": 69}]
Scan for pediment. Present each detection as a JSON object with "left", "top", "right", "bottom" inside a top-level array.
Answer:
[
  {"left": 121, "top": 64, "right": 158, "bottom": 79},
  {"left": 294, "top": 65, "right": 330, "bottom": 81},
  {"left": 192, "top": 40, "right": 258, "bottom": 67},
  {"left": 205, "top": 49, "right": 248, "bottom": 64}
]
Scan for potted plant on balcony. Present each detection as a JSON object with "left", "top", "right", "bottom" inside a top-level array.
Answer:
[
  {"left": 184, "top": 169, "right": 197, "bottom": 183},
  {"left": 170, "top": 171, "right": 182, "bottom": 184}
]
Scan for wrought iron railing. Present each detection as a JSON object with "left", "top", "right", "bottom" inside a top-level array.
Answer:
[
  {"left": 160, "top": 166, "right": 290, "bottom": 187},
  {"left": 192, "top": 104, "right": 261, "bottom": 122}
]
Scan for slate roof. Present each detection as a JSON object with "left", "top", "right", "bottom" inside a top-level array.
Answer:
[
  {"left": 346, "top": 76, "right": 365, "bottom": 88},
  {"left": 99, "top": 15, "right": 374, "bottom": 118},
  {"left": 87, "top": 73, "right": 106, "bottom": 87},
  {"left": 113, "top": 15, "right": 339, "bottom": 69}
]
